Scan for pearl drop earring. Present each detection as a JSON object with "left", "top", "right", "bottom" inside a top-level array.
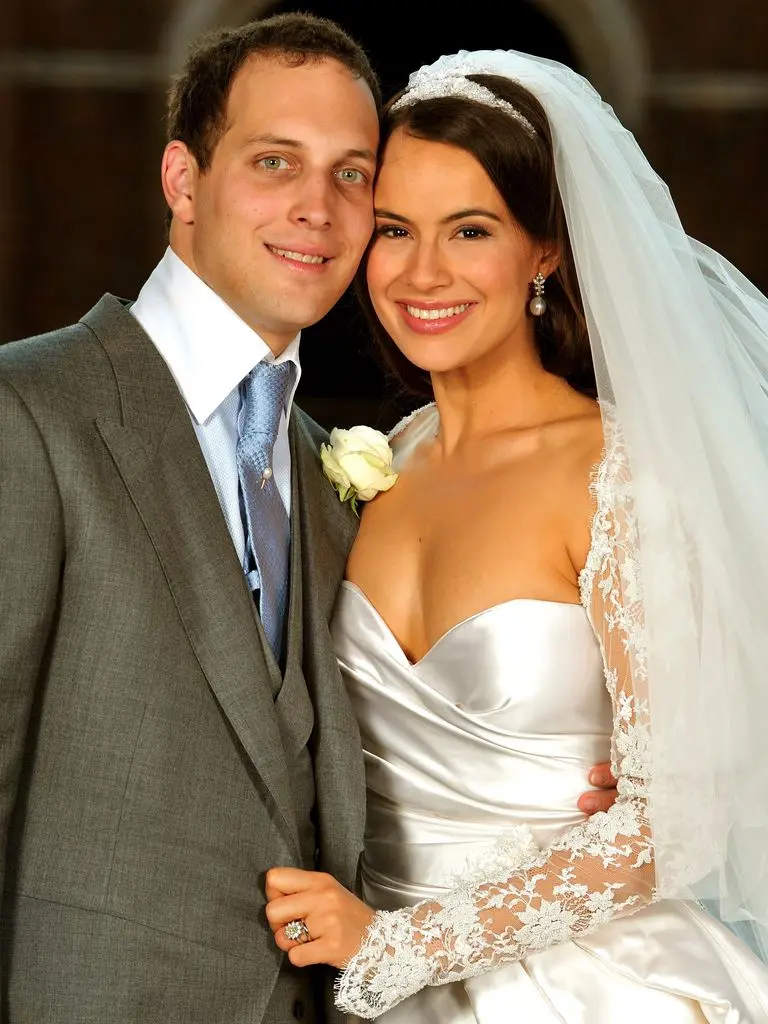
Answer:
[{"left": 529, "top": 272, "right": 547, "bottom": 316}]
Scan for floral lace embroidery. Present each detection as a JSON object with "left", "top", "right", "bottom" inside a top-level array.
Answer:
[
  {"left": 387, "top": 403, "right": 439, "bottom": 474},
  {"left": 335, "top": 412, "right": 657, "bottom": 1019},
  {"left": 386, "top": 402, "right": 437, "bottom": 443}
]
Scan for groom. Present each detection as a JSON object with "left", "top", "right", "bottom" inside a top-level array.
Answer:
[{"left": 0, "top": 12, "right": 616, "bottom": 1024}]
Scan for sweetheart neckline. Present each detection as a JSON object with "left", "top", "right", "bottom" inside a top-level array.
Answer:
[{"left": 339, "top": 580, "right": 588, "bottom": 669}]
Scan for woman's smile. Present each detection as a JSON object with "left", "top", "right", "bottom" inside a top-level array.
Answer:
[{"left": 396, "top": 299, "right": 477, "bottom": 333}]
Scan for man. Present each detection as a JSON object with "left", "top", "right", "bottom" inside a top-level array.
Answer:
[{"left": 0, "top": 13, "right": 616, "bottom": 1023}]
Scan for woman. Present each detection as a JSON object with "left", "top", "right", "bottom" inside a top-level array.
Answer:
[{"left": 266, "top": 51, "right": 768, "bottom": 1020}]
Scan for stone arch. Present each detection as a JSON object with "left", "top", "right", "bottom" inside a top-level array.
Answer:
[
  {"left": 164, "top": 0, "right": 649, "bottom": 124},
  {"left": 532, "top": 0, "right": 648, "bottom": 125},
  {"left": 163, "top": 0, "right": 274, "bottom": 72}
]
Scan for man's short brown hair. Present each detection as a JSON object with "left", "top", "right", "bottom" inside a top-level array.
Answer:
[{"left": 167, "top": 12, "right": 381, "bottom": 172}]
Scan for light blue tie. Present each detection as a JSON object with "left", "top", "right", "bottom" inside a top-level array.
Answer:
[{"left": 236, "top": 360, "right": 293, "bottom": 664}]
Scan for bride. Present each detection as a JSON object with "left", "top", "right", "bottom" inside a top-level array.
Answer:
[{"left": 265, "top": 50, "right": 768, "bottom": 1021}]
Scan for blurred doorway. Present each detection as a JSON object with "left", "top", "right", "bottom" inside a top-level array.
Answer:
[{"left": 258, "top": 1, "right": 578, "bottom": 427}]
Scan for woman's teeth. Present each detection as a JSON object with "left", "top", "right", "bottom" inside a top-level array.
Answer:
[
  {"left": 405, "top": 303, "right": 470, "bottom": 320},
  {"left": 269, "top": 246, "right": 327, "bottom": 264}
]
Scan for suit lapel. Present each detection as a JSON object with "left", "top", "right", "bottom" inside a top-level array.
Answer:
[
  {"left": 84, "top": 295, "right": 301, "bottom": 855},
  {"left": 290, "top": 411, "right": 367, "bottom": 887}
]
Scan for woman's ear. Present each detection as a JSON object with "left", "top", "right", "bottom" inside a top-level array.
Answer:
[{"left": 538, "top": 245, "right": 561, "bottom": 279}]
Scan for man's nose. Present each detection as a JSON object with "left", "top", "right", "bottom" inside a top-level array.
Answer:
[{"left": 289, "top": 173, "right": 335, "bottom": 230}]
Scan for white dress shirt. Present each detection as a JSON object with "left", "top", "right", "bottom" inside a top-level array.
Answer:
[{"left": 130, "top": 247, "right": 301, "bottom": 569}]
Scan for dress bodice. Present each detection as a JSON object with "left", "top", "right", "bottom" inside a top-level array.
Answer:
[{"left": 333, "top": 584, "right": 612, "bottom": 903}]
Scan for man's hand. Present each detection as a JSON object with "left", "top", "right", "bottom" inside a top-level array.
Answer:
[
  {"left": 266, "top": 867, "right": 375, "bottom": 969},
  {"left": 578, "top": 761, "right": 618, "bottom": 815}
]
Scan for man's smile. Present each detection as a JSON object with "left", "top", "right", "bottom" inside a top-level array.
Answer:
[{"left": 265, "top": 243, "right": 333, "bottom": 269}]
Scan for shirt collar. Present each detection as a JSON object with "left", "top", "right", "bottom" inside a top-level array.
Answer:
[{"left": 130, "top": 246, "right": 301, "bottom": 424}]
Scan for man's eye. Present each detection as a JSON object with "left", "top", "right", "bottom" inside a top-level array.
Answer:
[
  {"left": 337, "top": 168, "right": 367, "bottom": 184},
  {"left": 258, "top": 156, "right": 290, "bottom": 171}
]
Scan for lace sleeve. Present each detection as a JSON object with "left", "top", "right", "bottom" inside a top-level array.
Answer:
[{"left": 335, "top": 417, "right": 658, "bottom": 1019}]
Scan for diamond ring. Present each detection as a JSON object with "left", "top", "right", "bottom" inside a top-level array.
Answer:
[{"left": 284, "top": 918, "right": 312, "bottom": 943}]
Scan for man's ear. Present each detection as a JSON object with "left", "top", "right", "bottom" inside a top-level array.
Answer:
[{"left": 162, "top": 140, "right": 198, "bottom": 225}]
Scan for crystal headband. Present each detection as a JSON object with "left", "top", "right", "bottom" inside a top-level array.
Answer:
[{"left": 390, "top": 72, "right": 537, "bottom": 139}]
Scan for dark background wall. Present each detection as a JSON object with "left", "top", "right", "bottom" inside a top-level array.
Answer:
[{"left": 2, "top": 0, "right": 767, "bottom": 427}]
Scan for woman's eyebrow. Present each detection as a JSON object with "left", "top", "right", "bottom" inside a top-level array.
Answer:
[
  {"left": 374, "top": 209, "right": 410, "bottom": 223},
  {"left": 442, "top": 208, "right": 503, "bottom": 224},
  {"left": 374, "top": 207, "right": 503, "bottom": 224}
]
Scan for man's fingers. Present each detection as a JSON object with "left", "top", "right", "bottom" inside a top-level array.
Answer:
[
  {"left": 578, "top": 789, "right": 613, "bottom": 814},
  {"left": 579, "top": 762, "right": 618, "bottom": 814},
  {"left": 588, "top": 762, "right": 615, "bottom": 788}
]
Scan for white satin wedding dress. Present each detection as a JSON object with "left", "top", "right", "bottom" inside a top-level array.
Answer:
[{"left": 331, "top": 405, "right": 768, "bottom": 1022}]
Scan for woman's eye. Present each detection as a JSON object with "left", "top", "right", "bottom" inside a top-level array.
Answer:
[
  {"left": 375, "top": 225, "right": 409, "bottom": 239},
  {"left": 258, "top": 156, "right": 290, "bottom": 171},
  {"left": 456, "top": 226, "right": 491, "bottom": 240},
  {"left": 337, "top": 168, "right": 367, "bottom": 184}
]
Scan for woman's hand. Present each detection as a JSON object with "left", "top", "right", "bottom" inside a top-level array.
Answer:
[{"left": 266, "top": 867, "right": 376, "bottom": 969}]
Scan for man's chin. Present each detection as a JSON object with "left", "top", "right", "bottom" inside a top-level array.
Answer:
[
  {"left": 250, "top": 303, "right": 339, "bottom": 344},
  {"left": 264, "top": 294, "right": 346, "bottom": 332}
]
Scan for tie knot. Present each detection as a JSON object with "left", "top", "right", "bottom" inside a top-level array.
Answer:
[{"left": 240, "top": 359, "right": 293, "bottom": 454}]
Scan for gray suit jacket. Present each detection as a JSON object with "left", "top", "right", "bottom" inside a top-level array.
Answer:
[{"left": 0, "top": 295, "right": 365, "bottom": 1023}]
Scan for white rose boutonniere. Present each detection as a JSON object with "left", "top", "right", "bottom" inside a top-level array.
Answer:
[{"left": 321, "top": 425, "right": 398, "bottom": 514}]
